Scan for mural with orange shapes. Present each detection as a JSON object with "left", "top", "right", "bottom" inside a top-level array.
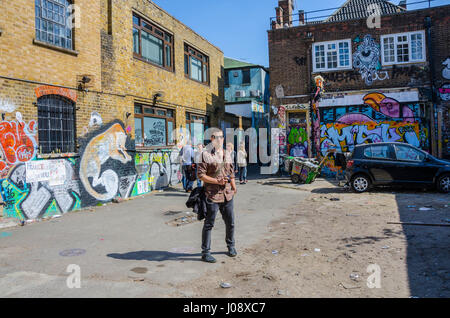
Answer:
[{"left": 0, "top": 113, "right": 38, "bottom": 177}]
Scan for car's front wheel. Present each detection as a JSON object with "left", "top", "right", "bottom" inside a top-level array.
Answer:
[
  {"left": 437, "top": 174, "right": 450, "bottom": 193},
  {"left": 351, "top": 174, "right": 371, "bottom": 193}
]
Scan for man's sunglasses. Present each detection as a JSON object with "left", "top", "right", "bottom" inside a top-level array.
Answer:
[{"left": 212, "top": 135, "right": 224, "bottom": 139}]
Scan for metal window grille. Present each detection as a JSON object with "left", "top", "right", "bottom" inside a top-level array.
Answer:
[
  {"left": 35, "top": 0, "right": 73, "bottom": 50},
  {"left": 37, "top": 95, "right": 76, "bottom": 154}
]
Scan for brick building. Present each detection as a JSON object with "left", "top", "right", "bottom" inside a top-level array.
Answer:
[
  {"left": 268, "top": 0, "right": 450, "bottom": 176},
  {"left": 0, "top": 0, "right": 224, "bottom": 220}
]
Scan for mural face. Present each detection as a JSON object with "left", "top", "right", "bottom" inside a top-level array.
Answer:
[
  {"left": 352, "top": 35, "right": 388, "bottom": 85},
  {"left": 442, "top": 57, "right": 450, "bottom": 80},
  {"left": 0, "top": 112, "right": 37, "bottom": 178},
  {"left": 439, "top": 83, "right": 450, "bottom": 101}
]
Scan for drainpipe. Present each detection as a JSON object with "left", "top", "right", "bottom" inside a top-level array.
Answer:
[{"left": 425, "top": 16, "right": 438, "bottom": 157}]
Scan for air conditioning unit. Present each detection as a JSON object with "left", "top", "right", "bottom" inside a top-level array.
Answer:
[
  {"left": 250, "top": 90, "right": 261, "bottom": 97},
  {"left": 235, "top": 90, "right": 246, "bottom": 97}
]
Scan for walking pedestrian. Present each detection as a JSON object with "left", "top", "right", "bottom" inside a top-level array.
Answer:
[
  {"left": 197, "top": 129, "right": 237, "bottom": 263},
  {"left": 194, "top": 143, "right": 203, "bottom": 188},
  {"left": 180, "top": 139, "right": 194, "bottom": 192},
  {"left": 237, "top": 141, "right": 248, "bottom": 184}
]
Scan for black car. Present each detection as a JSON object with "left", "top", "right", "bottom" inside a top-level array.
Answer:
[{"left": 345, "top": 142, "right": 450, "bottom": 193}]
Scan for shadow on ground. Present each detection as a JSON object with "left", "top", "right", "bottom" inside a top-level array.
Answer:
[{"left": 107, "top": 250, "right": 227, "bottom": 262}]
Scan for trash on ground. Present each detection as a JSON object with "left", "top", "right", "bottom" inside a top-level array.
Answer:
[
  {"left": 272, "top": 250, "right": 279, "bottom": 255},
  {"left": 339, "top": 282, "right": 361, "bottom": 289},
  {"left": 52, "top": 215, "right": 62, "bottom": 218},
  {"left": 419, "top": 207, "right": 433, "bottom": 211},
  {"left": 382, "top": 245, "right": 390, "bottom": 249},
  {"left": 330, "top": 198, "right": 340, "bottom": 201},
  {"left": 407, "top": 205, "right": 416, "bottom": 208},
  {"left": 314, "top": 248, "right": 321, "bottom": 252},
  {"left": 0, "top": 232, "right": 12, "bottom": 238},
  {"left": 301, "top": 253, "right": 309, "bottom": 257},
  {"left": 349, "top": 273, "right": 360, "bottom": 281},
  {"left": 220, "top": 282, "right": 232, "bottom": 288}
]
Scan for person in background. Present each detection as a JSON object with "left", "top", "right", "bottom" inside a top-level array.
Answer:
[
  {"left": 194, "top": 143, "right": 203, "bottom": 188},
  {"left": 237, "top": 141, "right": 248, "bottom": 184},
  {"left": 180, "top": 139, "right": 194, "bottom": 192},
  {"left": 226, "top": 142, "right": 237, "bottom": 171},
  {"left": 197, "top": 129, "right": 237, "bottom": 263}
]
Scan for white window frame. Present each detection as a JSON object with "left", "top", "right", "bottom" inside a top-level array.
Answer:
[
  {"left": 312, "top": 39, "right": 352, "bottom": 72},
  {"left": 381, "top": 30, "right": 426, "bottom": 66}
]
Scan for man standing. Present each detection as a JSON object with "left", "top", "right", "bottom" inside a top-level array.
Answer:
[
  {"left": 197, "top": 129, "right": 237, "bottom": 263},
  {"left": 180, "top": 139, "right": 194, "bottom": 192}
]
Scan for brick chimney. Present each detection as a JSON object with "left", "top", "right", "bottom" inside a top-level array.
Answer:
[
  {"left": 298, "top": 10, "right": 305, "bottom": 25},
  {"left": 279, "top": 0, "right": 294, "bottom": 27},
  {"left": 273, "top": 6, "right": 284, "bottom": 29},
  {"left": 398, "top": 0, "right": 407, "bottom": 10}
]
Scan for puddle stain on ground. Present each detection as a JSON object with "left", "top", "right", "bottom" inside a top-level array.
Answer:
[
  {"left": 130, "top": 267, "right": 148, "bottom": 274},
  {"left": 59, "top": 249, "right": 86, "bottom": 257}
]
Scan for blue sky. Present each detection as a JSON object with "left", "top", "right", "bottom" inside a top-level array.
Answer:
[{"left": 152, "top": 0, "right": 449, "bottom": 67}]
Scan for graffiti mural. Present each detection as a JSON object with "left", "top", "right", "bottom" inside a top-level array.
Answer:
[
  {"left": 287, "top": 112, "right": 308, "bottom": 157},
  {"left": 79, "top": 122, "right": 133, "bottom": 202},
  {"left": 0, "top": 112, "right": 38, "bottom": 178},
  {"left": 0, "top": 159, "right": 81, "bottom": 220},
  {"left": 439, "top": 83, "right": 450, "bottom": 101},
  {"left": 352, "top": 35, "right": 388, "bottom": 85},
  {"left": 317, "top": 92, "right": 429, "bottom": 175},
  {"left": 442, "top": 57, "right": 450, "bottom": 80}
]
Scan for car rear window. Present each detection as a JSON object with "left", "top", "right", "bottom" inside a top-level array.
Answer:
[
  {"left": 394, "top": 145, "right": 426, "bottom": 162},
  {"left": 363, "top": 145, "right": 392, "bottom": 159}
]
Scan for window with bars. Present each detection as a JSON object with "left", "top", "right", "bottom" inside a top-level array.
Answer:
[
  {"left": 133, "top": 13, "right": 174, "bottom": 71},
  {"left": 37, "top": 95, "right": 76, "bottom": 154},
  {"left": 35, "top": 0, "right": 73, "bottom": 50},
  {"left": 312, "top": 39, "right": 351, "bottom": 72},
  {"left": 381, "top": 31, "right": 426, "bottom": 65},
  {"left": 184, "top": 44, "right": 209, "bottom": 85}
]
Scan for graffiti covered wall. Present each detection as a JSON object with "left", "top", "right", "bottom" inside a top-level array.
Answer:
[
  {"left": 317, "top": 92, "right": 430, "bottom": 176},
  {"left": 0, "top": 120, "right": 182, "bottom": 220}
]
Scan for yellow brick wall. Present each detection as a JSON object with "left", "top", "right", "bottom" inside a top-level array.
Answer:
[
  {"left": 0, "top": 0, "right": 102, "bottom": 91},
  {"left": 0, "top": 0, "right": 224, "bottom": 152},
  {"left": 103, "top": 0, "right": 225, "bottom": 132}
]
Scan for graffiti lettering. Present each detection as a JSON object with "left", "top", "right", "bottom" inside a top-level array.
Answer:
[{"left": 0, "top": 113, "right": 37, "bottom": 177}]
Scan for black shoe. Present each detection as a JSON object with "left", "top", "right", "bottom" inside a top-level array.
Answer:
[
  {"left": 227, "top": 247, "right": 237, "bottom": 257},
  {"left": 201, "top": 254, "right": 216, "bottom": 263}
]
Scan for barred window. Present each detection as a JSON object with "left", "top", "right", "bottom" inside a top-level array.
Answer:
[
  {"left": 37, "top": 95, "right": 76, "bottom": 154},
  {"left": 35, "top": 0, "right": 73, "bottom": 50}
]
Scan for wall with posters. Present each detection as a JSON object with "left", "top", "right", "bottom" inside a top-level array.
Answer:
[{"left": 0, "top": 120, "right": 182, "bottom": 220}]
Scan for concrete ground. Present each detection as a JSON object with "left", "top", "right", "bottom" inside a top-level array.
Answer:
[
  {"left": 0, "top": 170, "right": 448, "bottom": 298},
  {"left": 0, "top": 172, "right": 309, "bottom": 297}
]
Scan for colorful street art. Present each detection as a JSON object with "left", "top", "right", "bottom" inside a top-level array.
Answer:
[
  {"left": 352, "top": 35, "right": 388, "bottom": 85},
  {"left": 1, "top": 159, "right": 81, "bottom": 220},
  {"left": 442, "top": 57, "right": 450, "bottom": 80},
  {"left": 287, "top": 115, "right": 308, "bottom": 157},
  {"left": 317, "top": 92, "right": 430, "bottom": 175},
  {"left": 79, "top": 122, "right": 132, "bottom": 202},
  {"left": 0, "top": 112, "right": 37, "bottom": 178},
  {"left": 0, "top": 116, "right": 183, "bottom": 220},
  {"left": 439, "top": 83, "right": 450, "bottom": 101}
]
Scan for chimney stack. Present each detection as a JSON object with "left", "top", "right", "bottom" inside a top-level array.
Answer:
[
  {"left": 298, "top": 10, "right": 305, "bottom": 25},
  {"left": 278, "top": 0, "right": 294, "bottom": 27},
  {"left": 273, "top": 6, "right": 284, "bottom": 29},
  {"left": 398, "top": 0, "right": 407, "bottom": 10}
]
